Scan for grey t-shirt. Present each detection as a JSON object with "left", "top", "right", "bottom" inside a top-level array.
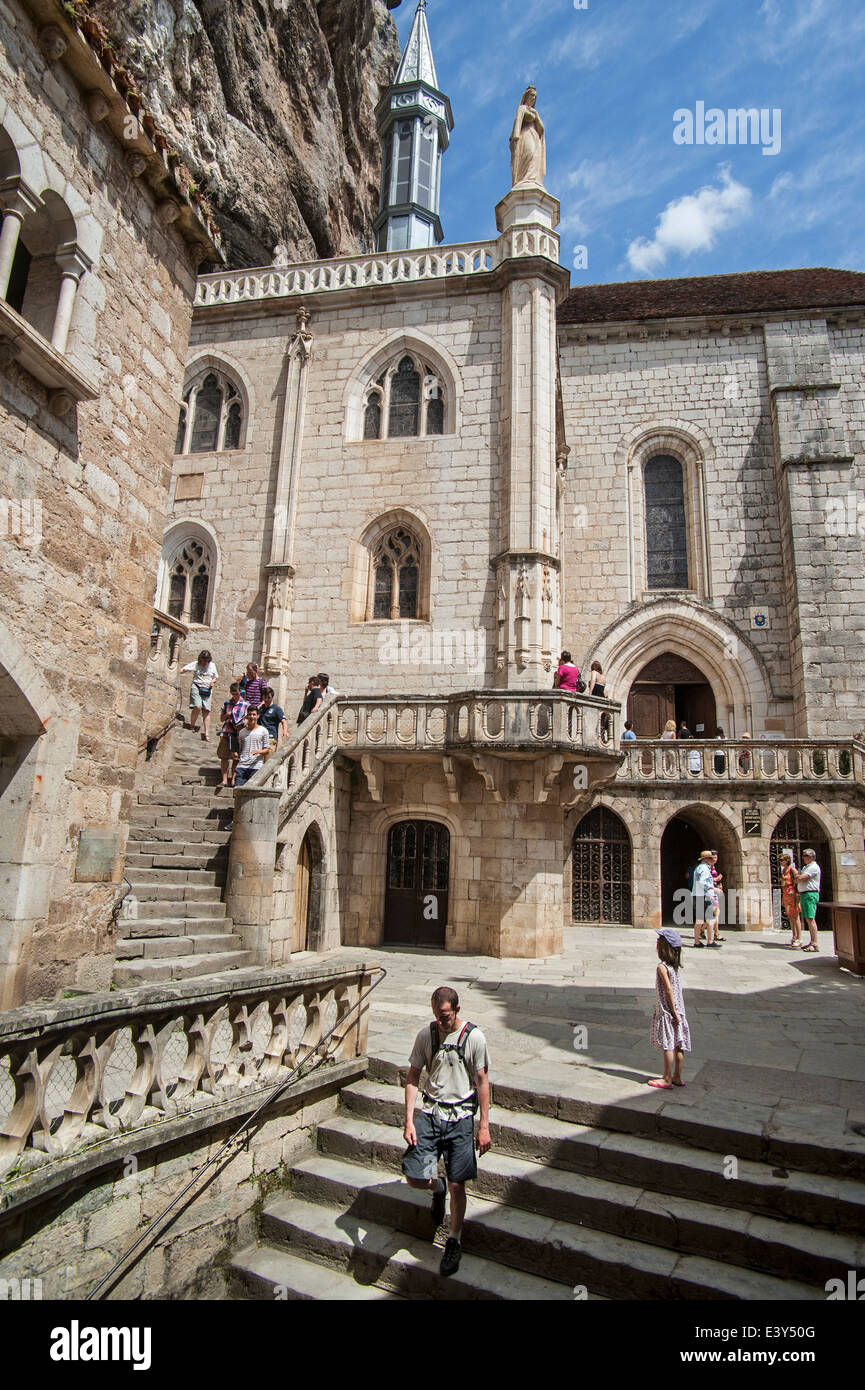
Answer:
[{"left": 409, "top": 1021, "right": 490, "bottom": 1120}]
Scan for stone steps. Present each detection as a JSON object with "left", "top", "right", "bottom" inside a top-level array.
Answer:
[
  {"left": 230, "top": 1245, "right": 404, "bottom": 1300},
  {"left": 113, "top": 950, "right": 252, "bottom": 986},
  {"left": 315, "top": 1112, "right": 862, "bottom": 1287},
  {"left": 117, "top": 723, "right": 246, "bottom": 987},
  {"left": 116, "top": 931, "right": 245, "bottom": 960},
  {"left": 346, "top": 1078, "right": 865, "bottom": 1233},
  {"left": 247, "top": 1195, "right": 577, "bottom": 1301}
]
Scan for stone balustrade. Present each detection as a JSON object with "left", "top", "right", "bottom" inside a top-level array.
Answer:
[
  {"left": 193, "top": 232, "right": 558, "bottom": 310},
  {"left": 148, "top": 607, "right": 187, "bottom": 678},
  {"left": 334, "top": 691, "right": 618, "bottom": 755},
  {"left": 617, "top": 739, "right": 865, "bottom": 786},
  {"left": 0, "top": 961, "right": 375, "bottom": 1183}
]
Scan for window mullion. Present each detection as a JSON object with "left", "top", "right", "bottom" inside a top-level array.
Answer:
[
  {"left": 215, "top": 385, "right": 227, "bottom": 452},
  {"left": 390, "top": 559, "right": 399, "bottom": 621},
  {"left": 182, "top": 389, "right": 196, "bottom": 454}
]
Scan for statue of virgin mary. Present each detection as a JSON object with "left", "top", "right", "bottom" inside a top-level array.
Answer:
[{"left": 510, "top": 85, "right": 546, "bottom": 188}]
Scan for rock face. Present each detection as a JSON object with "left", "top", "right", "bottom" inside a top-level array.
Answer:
[{"left": 88, "top": 0, "right": 400, "bottom": 268}]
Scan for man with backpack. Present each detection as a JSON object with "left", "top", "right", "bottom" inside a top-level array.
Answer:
[{"left": 402, "top": 986, "right": 491, "bottom": 1277}]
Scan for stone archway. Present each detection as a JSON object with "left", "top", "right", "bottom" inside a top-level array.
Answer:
[
  {"left": 293, "top": 824, "right": 325, "bottom": 953},
  {"left": 659, "top": 805, "right": 742, "bottom": 927},
  {"left": 590, "top": 599, "right": 774, "bottom": 737},
  {"left": 571, "top": 806, "right": 633, "bottom": 924}
]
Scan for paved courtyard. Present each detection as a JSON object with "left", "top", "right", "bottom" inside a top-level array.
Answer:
[{"left": 336, "top": 926, "right": 865, "bottom": 1163}]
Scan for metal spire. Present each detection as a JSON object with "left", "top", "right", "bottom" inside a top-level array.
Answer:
[{"left": 395, "top": 0, "right": 438, "bottom": 89}]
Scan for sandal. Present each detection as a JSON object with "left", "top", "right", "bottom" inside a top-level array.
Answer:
[
  {"left": 671, "top": 1079, "right": 686, "bottom": 1087},
  {"left": 801, "top": 944, "right": 819, "bottom": 953},
  {"left": 648, "top": 1079, "right": 673, "bottom": 1089}
]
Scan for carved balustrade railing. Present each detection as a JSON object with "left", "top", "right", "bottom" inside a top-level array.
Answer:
[
  {"left": 0, "top": 961, "right": 373, "bottom": 1183},
  {"left": 249, "top": 697, "right": 339, "bottom": 815},
  {"left": 148, "top": 608, "right": 187, "bottom": 678},
  {"left": 617, "top": 739, "right": 865, "bottom": 786},
  {"left": 334, "top": 691, "right": 618, "bottom": 755},
  {"left": 194, "top": 240, "right": 500, "bottom": 309}
]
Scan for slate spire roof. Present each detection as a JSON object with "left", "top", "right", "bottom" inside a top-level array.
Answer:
[{"left": 395, "top": 0, "right": 438, "bottom": 89}]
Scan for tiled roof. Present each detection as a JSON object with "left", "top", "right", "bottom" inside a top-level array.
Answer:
[{"left": 558, "top": 268, "right": 865, "bottom": 325}]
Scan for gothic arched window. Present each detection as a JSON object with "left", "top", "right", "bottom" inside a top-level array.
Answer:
[
  {"left": 645, "top": 454, "right": 689, "bottom": 590},
  {"left": 370, "top": 526, "right": 422, "bottom": 620},
  {"left": 359, "top": 352, "right": 448, "bottom": 440},
  {"left": 175, "top": 367, "right": 246, "bottom": 454},
  {"left": 160, "top": 533, "right": 215, "bottom": 625}
]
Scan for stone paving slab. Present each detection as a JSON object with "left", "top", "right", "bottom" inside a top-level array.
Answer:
[{"left": 336, "top": 926, "right": 865, "bottom": 1165}]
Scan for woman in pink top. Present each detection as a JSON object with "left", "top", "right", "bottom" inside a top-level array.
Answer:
[{"left": 553, "top": 650, "right": 581, "bottom": 691}]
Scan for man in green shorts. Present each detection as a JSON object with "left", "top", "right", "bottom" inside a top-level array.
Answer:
[
  {"left": 402, "top": 986, "right": 491, "bottom": 1277},
  {"left": 795, "top": 848, "right": 822, "bottom": 952}
]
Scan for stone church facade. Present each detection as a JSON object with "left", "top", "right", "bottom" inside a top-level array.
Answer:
[
  {"left": 2, "top": 0, "right": 865, "bottom": 1005},
  {"left": 160, "top": 8, "right": 865, "bottom": 966}
]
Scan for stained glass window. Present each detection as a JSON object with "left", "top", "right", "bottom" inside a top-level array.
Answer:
[
  {"left": 645, "top": 454, "right": 689, "bottom": 589},
  {"left": 388, "top": 356, "right": 421, "bottom": 437},
  {"left": 371, "top": 526, "right": 422, "bottom": 620}
]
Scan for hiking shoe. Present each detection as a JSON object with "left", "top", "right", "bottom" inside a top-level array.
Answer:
[
  {"left": 440, "top": 1236, "right": 462, "bottom": 1277},
  {"left": 431, "top": 1182, "right": 446, "bottom": 1230}
]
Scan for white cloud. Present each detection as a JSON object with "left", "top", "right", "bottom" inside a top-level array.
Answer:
[{"left": 626, "top": 167, "right": 752, "bottom": 275}]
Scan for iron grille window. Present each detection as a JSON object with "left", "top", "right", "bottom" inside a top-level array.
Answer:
[
  {"left": 572, "top": 806, "right": 632, "bottom": 923},
  {"left": 770, "top": 808, "right": 832, "bottom": 930},
  {"left": 645, "top": 454, "right": 689, "bottom": 589}
]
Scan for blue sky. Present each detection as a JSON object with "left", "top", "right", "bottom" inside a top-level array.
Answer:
[{"left": 392, "top": 0, "right": 865, "bottom": 284}]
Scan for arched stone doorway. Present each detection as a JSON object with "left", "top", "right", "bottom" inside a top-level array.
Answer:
[
  {"left": 659, "top": 806, "right": 741, "bottom": 926},
  {"left": 571, "top": 807, "right": 632, "bottom": 924},
  {"left": 293, "top": 825, "right": 324, "bottom": 953},
  {"left": 770, "top": 809, "right": 834, "bottom": 932},
  {"left": 383, "top": 819, "right": 449, "bottom": 947},
  {"left": 628, "top": 653, "right": 718, "bottom": 738}
]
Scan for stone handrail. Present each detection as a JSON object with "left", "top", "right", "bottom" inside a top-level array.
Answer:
[
  {"left": 617, "top": 739, "right": 865, "bottom": 785},
  {"left": 246, "top": 697, "right": 339, "bottom": 806},
  {"left": 193, "top": 236, "right": 539, "bottom": 310},
  {"left": 335, "top": 691, "right": 618, "bottom": 754},
  {"left": 0, "top": 960, "right": 374, "bottom": 1183}
]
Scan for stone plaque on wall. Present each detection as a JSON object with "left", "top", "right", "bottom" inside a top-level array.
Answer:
[
  {"left": 75, "top": 829, "right": 121, "bottom": 882},
  {"left": 175, "top": 473, "right": 204, "bottom": 501}
]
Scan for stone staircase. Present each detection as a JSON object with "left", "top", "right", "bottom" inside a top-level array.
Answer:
[
  {"left": 116, "top": 727, "right": 253, "bottom": 986},
  {"left": 229, "top": 1056, "right": 865, "bottom": 1300}
]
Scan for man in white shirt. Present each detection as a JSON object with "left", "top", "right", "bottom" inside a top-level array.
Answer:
[
  {"left": 233, "top": 708, "right": 271, "bottom": 788},
  {"left": 795, "top": 849, "right": 822, "bottom": 952},
  {"left": 402, "top": 986, "right": 490, "bottom": 1279}
]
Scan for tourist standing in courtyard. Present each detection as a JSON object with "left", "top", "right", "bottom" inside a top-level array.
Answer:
[
  {"left": 796, "top": 849, "right": 822, "bottom": 951},
  {"left": 182, "top": 649, "right": 218, "bottom": 741},
  {"left": 649, "top": 928, "right": 690, "bottom": 1088},
  {"left": 779, "top": 849, "right": 803, "bottom": 946},
  {"left": 402, "top": 986, "right": 491, "bottom": 1278},
  {"left": 692, "top": 849, "right": 721, "bottom": 947}
]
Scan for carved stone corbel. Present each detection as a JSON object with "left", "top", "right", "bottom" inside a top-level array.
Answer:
[
  {"left": 442, "top": 755, "right": 462, "bottom": 803},
  {"left": 534, "top": 752, "right": 563, "bottom": 804},
  {"left": 360, "top": 754, "right": 385, "bottom": 803},
  {"left": 472, "top": 753, "right": 506, "bottom": 803}
]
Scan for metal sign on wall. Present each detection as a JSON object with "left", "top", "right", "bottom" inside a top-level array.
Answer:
[{"left": 742, "top": 808, "right": 762, "bottom": 836}]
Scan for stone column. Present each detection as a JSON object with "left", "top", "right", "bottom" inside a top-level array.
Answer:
[
  {"left": 49, "top": 243, "right": 92, "bottom": 354},
  {"left": 0, "top": 181, "right": 40, "bottom": 298},
  {"left": 225, "top": 786, "right": 282, "bottom": 965},
  {"left": 764, "top": 319, "right": 863, "bottom": 736},
  {"left": 493, "top": 185, "right": 569, "bottom": 687},
  {"left": 262, "top": 306, "right": 313, "bottom": 704}
]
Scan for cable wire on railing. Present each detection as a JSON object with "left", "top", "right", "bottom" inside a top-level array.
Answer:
[{"left": 85, "top": 965, "right": 387, "bottom": 1301}]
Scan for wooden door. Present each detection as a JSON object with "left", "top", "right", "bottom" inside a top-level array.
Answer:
[
  {"left": 628, "top": 683, "right": 675, "bottom": 737},
  {"left": 384, "top": 820, "right": 448, "bottom": 947},
  {"left": 293, "top": 835, "right": 311, "bottom": 952},
  {"left": 683, "top": 685, "right": 718, "bottom": 737}
]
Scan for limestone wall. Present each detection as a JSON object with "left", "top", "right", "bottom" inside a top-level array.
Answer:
[
  {"left": 173, "top": 287, "right": 504, "bottom": 704},
  {"left": 0, "top": 0, "right": 199, "bottom": 1003}
]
